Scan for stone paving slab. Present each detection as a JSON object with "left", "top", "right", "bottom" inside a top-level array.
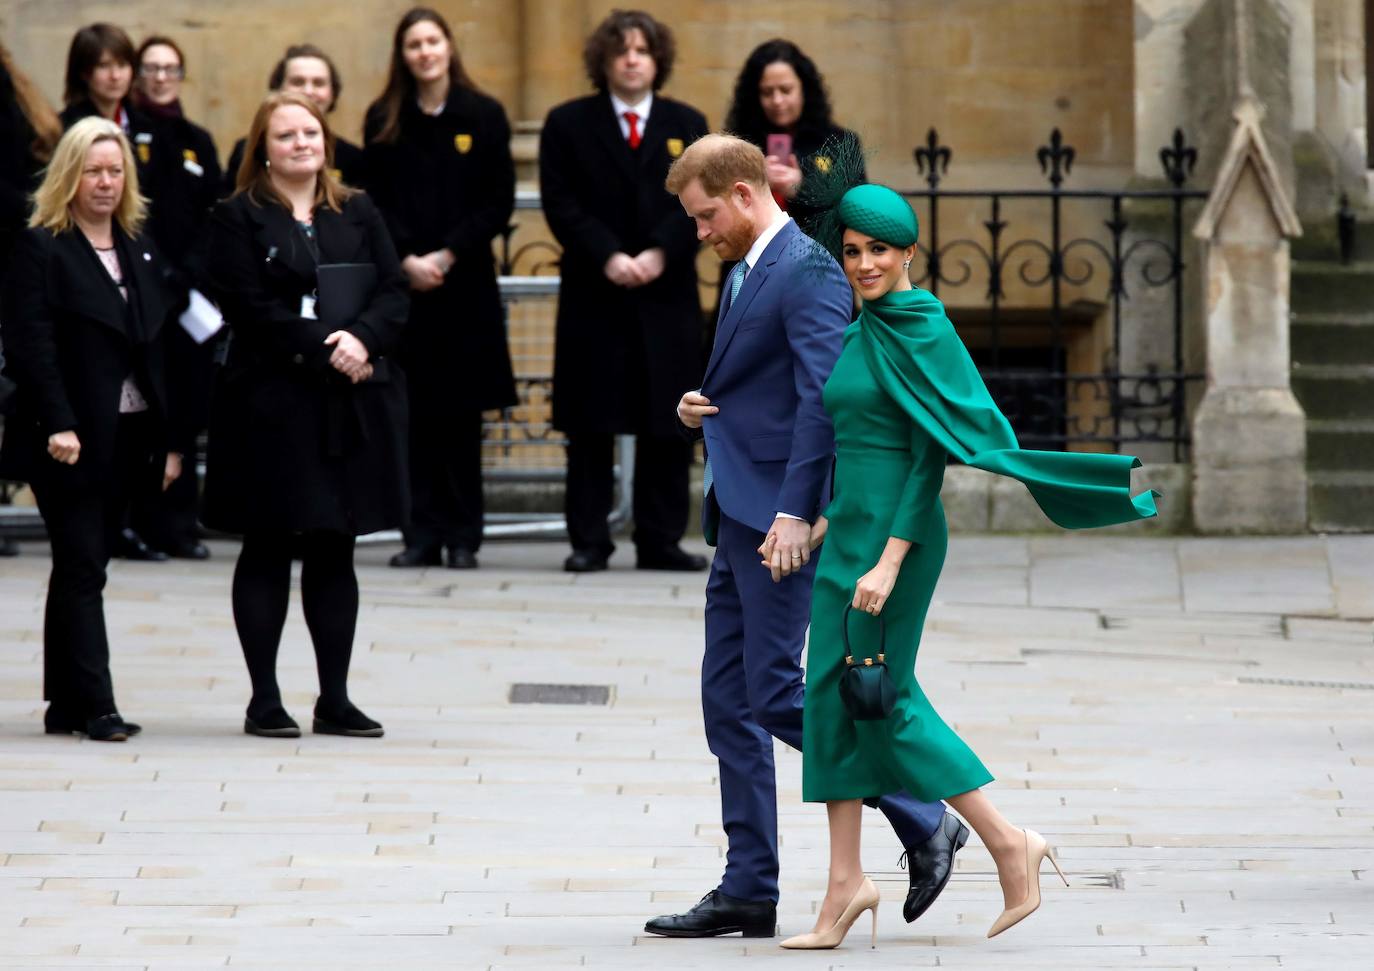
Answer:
[{"left": 0, "top": 535, "right": 1372, "bottom": 968}]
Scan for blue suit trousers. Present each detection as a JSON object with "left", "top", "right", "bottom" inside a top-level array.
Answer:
[{"left": 702, "top": 510, "right": 946, "bottom": 902}]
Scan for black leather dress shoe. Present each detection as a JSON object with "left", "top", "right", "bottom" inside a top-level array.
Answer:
[
  {"left": 389, "top": 545, "right": 441, "bottom": 567},
  {"left": 900, "top": 811, "right": 969, "bottom": 923},
  {"left": 445, "top": 547, "right": 478, "bottom": 569},
  {"left": 563, "top": 549, "right": 609, "bottom": 573},
  {"left": 635, "top": 545, "right": 708, "bottom": 571},
  {"left": 46, "top": 706, "right": 142, "bottom": 738},
  {"left": 166, "top": 541, "right": 210, "bottom": 560},
  {"left": 84, "top": 713, "right": 141, "bottom": 742},
  {"left": 115, "top": 528, "right": 168, "bottom": 562},
  {"left": 644, "top": 889, "right": 776, "bottom": 938}
]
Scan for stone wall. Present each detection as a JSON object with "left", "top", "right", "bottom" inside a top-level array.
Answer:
[{"left": 2, "top": 0, "right": 1137, "bottom": 189}]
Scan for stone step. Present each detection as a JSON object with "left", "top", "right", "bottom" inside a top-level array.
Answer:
[
  {"left": 1306, "top": 419, "right": 1374, "bottom": 471},
  {"left": 1291, "top": 213, "right": 1374, "bottom": 262},
  {"left": 1290, "top": 261, "right": 1374, "bottom": 314},
  {"left": 1290, "top": 364, "right": 1374, "bottom": 419},
  {"left": 1291, "top": 313, "right": 1374, "bottom": 366},
  {"left": 1309, "top": 470, "right": 1374, "bottom": 532}
]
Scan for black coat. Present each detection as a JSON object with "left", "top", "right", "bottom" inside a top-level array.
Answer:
[
  {"left": 540, "top": 93, "right": 708, "bottom": 437},
  {"left": 0, "top": 225, "right": 179, "bottom": 488},
  {"left": 0, "top": 62, "right": 44, "bottom": 275},
  {"left": 364, "top": 88, "right": 517, "bottom": 413},
  {"left": 141, "top": 112, "right": 221, "bottom": 283},
  {"left": 202, "top": 191, "right": 410, "bottom": 535},
  {"left": 140, "top": 112, "right": 223, "bottom": 435},
  {"left": 224, "top": 135, "right": 367, "bottom": 197}
]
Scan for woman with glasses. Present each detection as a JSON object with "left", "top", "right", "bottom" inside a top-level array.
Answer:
[{"left": 126, "top": 35, "right": 221, "bottom": 561}]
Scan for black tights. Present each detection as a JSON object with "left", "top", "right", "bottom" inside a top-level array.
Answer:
[{"left": 232, "top": 531, "right": 358, "bottom": 717}]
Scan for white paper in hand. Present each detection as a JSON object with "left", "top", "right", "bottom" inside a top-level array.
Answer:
[{"left": 178, "top": 288, "right": 225, "bottom": 344}]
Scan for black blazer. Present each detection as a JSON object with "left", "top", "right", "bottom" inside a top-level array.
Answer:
[
  {"left": 224, "top": 135, "right": 367, "bottom": 198},
  {"left": 363, "top": 87, "right": 517, "bottom": 413},
  {"left": 201, "top": 191, "right": 410, "bottom": 535},
  {"left": 0, "top": 225, "right": 179, "bottom": 485},
  {"left": 141, "top": 113, "right": 221, "bottom": 285},
  {"left": 539, "top": 93, "right": 708, "bottom": 437}
]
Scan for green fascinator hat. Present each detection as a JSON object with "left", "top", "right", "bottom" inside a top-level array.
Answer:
[{"left": 838, "top": 184, "right": 920, "bottom": 248}]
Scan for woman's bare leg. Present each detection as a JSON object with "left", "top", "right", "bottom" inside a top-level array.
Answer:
[
  {"left": 810, "top": 798, "right": 864, "bottom": 932},
  {"left": 946, "top": 788, "right": 1029, "bottom": 909}
]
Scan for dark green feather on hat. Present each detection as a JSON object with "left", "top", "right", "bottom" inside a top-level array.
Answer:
[{"left": 795, "top": 135, "right": 920, "bottom": 262}]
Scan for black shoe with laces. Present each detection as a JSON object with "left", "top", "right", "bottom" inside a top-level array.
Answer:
[
  {"left": 899, "top": 811, "right": 969, "bottom": 922},
  {"left": 643, "top": 889, "right": 776, "bottom": 938}
]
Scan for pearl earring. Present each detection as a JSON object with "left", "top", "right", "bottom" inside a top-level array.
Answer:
[
  {"left": 902, "top": 260, "right": 911, "bottom": 270},
  {"left": 265, "top": 159, "right": 271, "bottom": 169}
]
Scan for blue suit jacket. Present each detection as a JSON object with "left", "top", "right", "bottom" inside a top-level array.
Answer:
[{"left": 697, "top": 220, "right": 852, "bottom": 540}]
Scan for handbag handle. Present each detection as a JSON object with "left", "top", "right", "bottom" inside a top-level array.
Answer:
[{"left": 841, "top": 603, "right": 886, "bottom": 666}]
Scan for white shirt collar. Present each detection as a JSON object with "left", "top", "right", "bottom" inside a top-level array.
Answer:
[
  {"left": 610, "top": 90, "right": 653, "bottom": 121},
  {"left": 742, "top": 210, "right": 792, "bottom": 272}
]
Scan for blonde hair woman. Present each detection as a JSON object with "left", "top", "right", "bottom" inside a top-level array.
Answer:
[
  {"left": 204, "top": 93, "right": 410, "bottom": 739},
  {"left": 0, "top": 117, "right": 184, "bottom": 741}
]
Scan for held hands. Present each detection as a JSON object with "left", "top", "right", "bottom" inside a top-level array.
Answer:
[
  {"left": 323, "top": 330, "right": 371, "bottom": 384},
  {"left": 604, "top": 248, "right": 665, "bottom": 288},
  {"left": 632, "top": 247, "right": 665, "bottom": 285},
  {"left": 402, "top": 253, "right": 445, "bottom": 291},
  {"left": 808, "top": 515, "right": 828, "bottom": 552},
  {"left": 163, "top": 452, "right": 182, "bottom": 492},
  {"left": 764, "top": 153, "right": 802, "bottom": 199},
  {"left": 47, "top": 430, "right": 80, "bottom": 465},
  {"left": 757, "top": 516, "right": 812, "bottom": 583},
  {"left": 676, "top": 390, "right": 718, "bottom": 429},
  {"left": 604, "top": 252, "right": 647, "bottom": 288}
]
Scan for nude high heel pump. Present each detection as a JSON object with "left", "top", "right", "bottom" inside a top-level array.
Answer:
[
  {"left": 780, "top": 875, "right": 880, "bottom": 950},
  {"left": 987, "top": 828, "right": 1069, "bottom": 938}
]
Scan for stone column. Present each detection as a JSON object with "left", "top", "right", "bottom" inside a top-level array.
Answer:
[{"left": 1192, "top": 97, "right": 1308, "bottom": 532}]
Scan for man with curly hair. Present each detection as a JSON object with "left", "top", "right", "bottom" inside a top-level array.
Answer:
[{"left": 540, "top": 9, "right": 710, "bottom": 574}]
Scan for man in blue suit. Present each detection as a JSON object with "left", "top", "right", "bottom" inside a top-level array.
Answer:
[{"left": 645, "top": 135, "right": 966, "bottom": 938}]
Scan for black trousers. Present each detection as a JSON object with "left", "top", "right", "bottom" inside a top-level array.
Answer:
[
  {"left": 404, "top": 411, "right": 484, "bottom": 553},
  {"left": 31, "top": 413, "right": 155, "bottom": 718},
  {"left": 133, "top": 444, "right": 200, "bottom": 550},
  {"left": 564, "top": 431, "right": 693, "bottom": 557}
]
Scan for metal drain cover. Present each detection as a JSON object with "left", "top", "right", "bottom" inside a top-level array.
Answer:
[{"left": 509, "top": 683, "right": 612, "bottom": 705}]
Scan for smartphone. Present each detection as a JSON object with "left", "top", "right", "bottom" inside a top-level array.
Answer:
[{"left": 766, "top": 133, "right": 793, "bottom": 161}]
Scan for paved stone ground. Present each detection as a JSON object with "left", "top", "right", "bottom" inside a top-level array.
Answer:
[{"left": 0, "top": 535, "right": 1371, "bottom": 969}]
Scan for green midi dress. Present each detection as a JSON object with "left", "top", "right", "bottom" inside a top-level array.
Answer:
[{"left": 801, "top": 287, "right": 1158, "bottom": 804}]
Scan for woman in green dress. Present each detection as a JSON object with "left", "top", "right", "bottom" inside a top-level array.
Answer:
[{"left": 776, "top": 185, "right": 1157, "bottom": 949}]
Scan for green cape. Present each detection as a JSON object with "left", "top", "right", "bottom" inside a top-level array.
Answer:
[{"left": 858, "top": 287, "right": 1159, "bottom": 530}]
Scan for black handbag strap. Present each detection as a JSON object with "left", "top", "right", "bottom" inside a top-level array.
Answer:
[{"left": 841, "top": 603, "right": 886, "bottom": 665}]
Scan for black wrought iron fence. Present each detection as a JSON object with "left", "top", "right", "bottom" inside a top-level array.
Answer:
[{"left": 903, "top": 127, "right": 1208, "bottom": 461}]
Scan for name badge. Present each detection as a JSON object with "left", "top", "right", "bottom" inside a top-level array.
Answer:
[
  {"left": 300, "top": 294, "right": 317, "bottom": 320},
  {"left": 183, "top": 158, "right": 204, "bottom": 177}
]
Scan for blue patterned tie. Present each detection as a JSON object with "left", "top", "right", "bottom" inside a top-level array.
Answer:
[
  {"left": 703, "top": 262, "right": 748, "bottom": 497},
  {"left": 727, "top": 260, "right": 747, "bottom": 310}
]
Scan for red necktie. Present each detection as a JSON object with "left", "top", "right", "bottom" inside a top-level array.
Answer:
[{"left": 624, "top": 111, "right": 641, "bottom": 150}]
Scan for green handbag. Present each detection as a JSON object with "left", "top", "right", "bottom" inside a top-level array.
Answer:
[{"left": 837, "top": 603, "right": 897, "bottom": 721}]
